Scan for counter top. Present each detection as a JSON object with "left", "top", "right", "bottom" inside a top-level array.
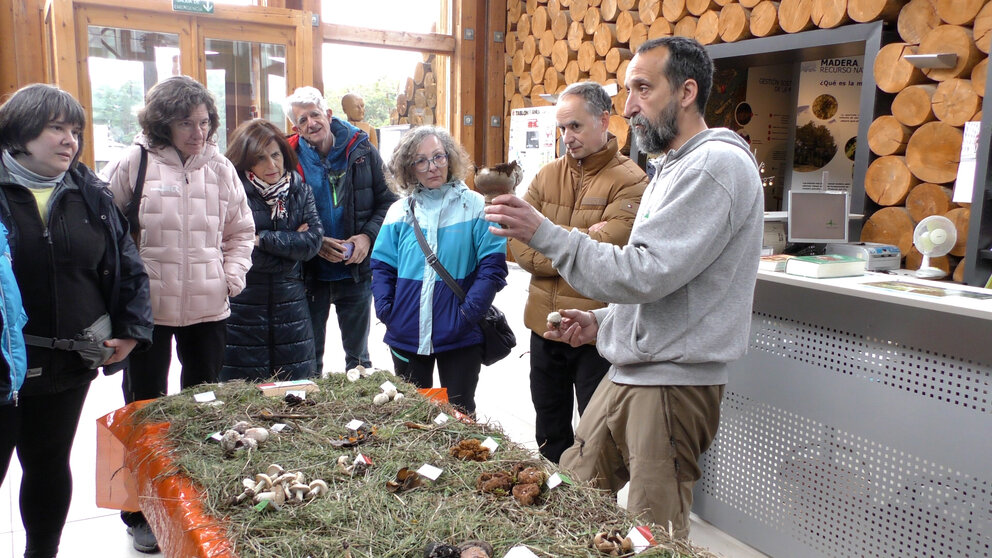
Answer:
[{"left": 757, "top": 269, "right": 992, "bottom": 320}]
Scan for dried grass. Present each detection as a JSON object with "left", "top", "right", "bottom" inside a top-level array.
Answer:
[{"left": 135, "top": 372, "right": 721, "bottom": 558}]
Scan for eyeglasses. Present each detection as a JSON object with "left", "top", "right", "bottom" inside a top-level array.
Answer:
[{"left": 412, "top": 153, "right": 448, "bottom": 172}]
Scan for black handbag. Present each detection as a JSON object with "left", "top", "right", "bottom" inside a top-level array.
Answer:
[{"left": 407, "top": 197, "right": 515, "bottom": 366}]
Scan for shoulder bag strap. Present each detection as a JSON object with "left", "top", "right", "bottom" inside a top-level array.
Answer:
[
  {"left": 124, "top": 146, "right": 147, "bottom": 239},
  {"left": 407, "top": 196, "right": 466, "bottom": 301}
]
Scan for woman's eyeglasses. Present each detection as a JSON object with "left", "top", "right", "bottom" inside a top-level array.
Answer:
[{"left": 412, "top": 153, "right": 448, "bottom": 172}]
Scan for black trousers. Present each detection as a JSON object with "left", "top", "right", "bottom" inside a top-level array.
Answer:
[
  {"left": 529, "top": 332, "right": 611, "bottom": 463},
  {"left": 121, "top": 320, "right": 226, "bottom": 531},
  {"left": 390, "top": 344, "right": 483, "bottom": 414},
  {"left": 123, "top": 320, "right": 227, "bottom": 403},
  {"left": 0, "top": 383, "right": 90, "bottom": 558}
]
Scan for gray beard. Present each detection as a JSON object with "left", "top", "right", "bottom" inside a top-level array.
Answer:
[{"left": 631, "top": 100, "right": 679, "bottom": 154}]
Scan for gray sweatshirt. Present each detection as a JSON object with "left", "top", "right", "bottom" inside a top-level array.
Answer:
[{"left": 529, "top": 128, "right": 764, "bottom": 386}]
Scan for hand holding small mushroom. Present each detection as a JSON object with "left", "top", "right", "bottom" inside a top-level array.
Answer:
[{"left": 543, "top": 308, "right": 599, "bottom": 348}]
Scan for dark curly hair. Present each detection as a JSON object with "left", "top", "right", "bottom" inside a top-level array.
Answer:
[
  {"left": 0, "top": 83, "right": 86, "bottom": 168},
  {"left": 385, "top": 126, "right": 472, "bottom": 195},
  {"left": 225, "top": 119, "right": 299, "bottom": 178},
  {"left": 138, "top": 76, "right": 220, "bottom": 149}
]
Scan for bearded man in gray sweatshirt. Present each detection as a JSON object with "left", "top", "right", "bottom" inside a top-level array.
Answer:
[{"left": 485, "top": 36, "right": 764, "bottom": 539}]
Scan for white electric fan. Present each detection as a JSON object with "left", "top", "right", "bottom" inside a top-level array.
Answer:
[{"left": 912, "top": 215, "right": 957, "bottom": 279}]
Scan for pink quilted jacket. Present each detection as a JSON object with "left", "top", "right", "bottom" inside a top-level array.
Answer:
[{"left": 101, "top": 135, "right": 255, "bottom": 327}]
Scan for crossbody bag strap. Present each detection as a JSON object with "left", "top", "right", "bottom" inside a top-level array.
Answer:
[
  {"left": 124, "top": 145, "right": 148, "bottom": 239},
  {"left": 407, "top": 196, "right": 466, "bottom": 301}
]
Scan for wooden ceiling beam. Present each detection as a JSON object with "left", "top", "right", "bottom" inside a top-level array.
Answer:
[{"left": 322, "top": 23, "right": 456, "bottom": 54}]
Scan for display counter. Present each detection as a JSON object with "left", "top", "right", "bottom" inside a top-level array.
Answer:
[{"left": 693, "top": 271, "right": 992, "bottom": 557}]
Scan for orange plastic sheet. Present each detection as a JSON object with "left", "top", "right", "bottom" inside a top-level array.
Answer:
[{"left": 95, "top": 388, "right": 450, "bottom": 558}]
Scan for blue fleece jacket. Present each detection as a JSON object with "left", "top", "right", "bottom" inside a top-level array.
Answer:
[{"left": 370, "top": 182, "right": 507, "bottom": 355}]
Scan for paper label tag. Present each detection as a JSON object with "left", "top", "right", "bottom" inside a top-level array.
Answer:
[
  {"left": 207, "top": 431, "right": 223, "bottom": 442},
  {"left": 286, "top": 390, "right": 306, "bottom": 399},
  {"left": 481, "top": 436, "right": 499, "bottom": 452},
  {"left": 356, "top": 453, "right": 373, "bottom": 466},
  {"left": 626, "top": 526, "right": 657, "bottom": 553},
  {"left": 380, "top": 380, "right": 398, "bottom": 393},
  {"left": 345, "top": 419, "right": 365, "bottom": 432},
  {"left": 194, "top": 391, "right": 216, "bottom": 403},
  {"left": 546, "top": 472, "right": 573, "bottom": 489},
  {"left": 502, "top": 547, "right": 540, "bottom": 558},
  {"left": 433, "top": 413, "right": 450, "bottom": 425},
  {"left": 271, "top": 423, "right": 288, "bottom": 432},
  {"left": 417, "top": 463, "right": 443, "bottom": 480}
]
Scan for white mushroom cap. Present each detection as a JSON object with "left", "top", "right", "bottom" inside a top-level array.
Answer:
[
  {"left": 393, "top": 392, "right": 405, "bottom": 402},
  {"left": 372, "top": 393, "right": 390, "bottom": 405},
  {"left": 254, "top": 473, "right": 273, "bottom": 490},
  {"left": 265, "top": 464, "right": 285, "bottom": 477},
  {"left": 383, "top": 386, "right": 398, "bottom": 399},
  {"left": 232, "top": 421, "right": 252, "bottom": 434},
  {"left": 346, "top": 368, "right": 361, "bottom": 382},
  {"left": 239, "top": 437, "right": 258, "bottom": 451},
  {"left": 307, "top": 479, "right": 329, "bottom": 498},
  {"left": 244, "top": 428, "right": 269, "bottom": 444}
]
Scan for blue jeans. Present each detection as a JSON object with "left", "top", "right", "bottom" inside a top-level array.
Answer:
[{"left": 306, "top": 276, "right": 373, "bottom": 373}]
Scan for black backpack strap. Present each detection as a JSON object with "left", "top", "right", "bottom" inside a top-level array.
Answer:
[{"left": 124, "top": 146, "right": 147, "bottom": 242}]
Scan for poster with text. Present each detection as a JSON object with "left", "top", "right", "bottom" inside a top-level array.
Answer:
[
  {"left": 791, "top": 56, "right": 863, "bottom": 193},
  {"left": 507, "top": 106, "right": 558, "bottom": 196}
]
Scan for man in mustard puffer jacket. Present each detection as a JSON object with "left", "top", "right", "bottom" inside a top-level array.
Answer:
[{"left": 509, "top": 81, "right": 647, "bottom": 463}]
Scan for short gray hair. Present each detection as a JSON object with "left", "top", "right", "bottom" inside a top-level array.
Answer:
[
  {"left": 558, "top": 81, "right": 612, "bottom": 117},
  {"left": 282, "top": 86, "right": 328, "bottom": 122}
]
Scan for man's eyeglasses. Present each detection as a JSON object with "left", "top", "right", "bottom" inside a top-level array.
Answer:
[{"left": 412, "top": 153, "right": 448, "bottom": 172}]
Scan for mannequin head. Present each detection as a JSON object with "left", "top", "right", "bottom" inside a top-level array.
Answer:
[{"left": 341, "top": 92, "right": 366, "bottom": 123}]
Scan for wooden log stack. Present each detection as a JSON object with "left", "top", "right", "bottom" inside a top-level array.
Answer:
[
  {"left": 503, "top": 0, "right": 987, "bottom": 283},
  {"left": 390, "top": 53, "right": 440, "bottom": 127}
]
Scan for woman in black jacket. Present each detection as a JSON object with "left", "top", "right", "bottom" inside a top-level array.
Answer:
[
  {"left": 221, "top": 119, "right": 322, "bottom": 381},
  {"left": 0, "top": 84, "right": 153, "bottom": 558}
]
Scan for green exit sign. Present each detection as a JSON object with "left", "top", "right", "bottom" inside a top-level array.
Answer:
[{"left": 173, "top": 0, "right": 214, "bottom": 14}]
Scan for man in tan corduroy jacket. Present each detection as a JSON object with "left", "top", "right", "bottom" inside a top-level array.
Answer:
[{"left": 509, "top": 81, "right": 647, "bottom": 463}]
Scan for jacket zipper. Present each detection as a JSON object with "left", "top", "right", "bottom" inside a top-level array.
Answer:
[
  {"left": 0, "top": 280, "right": 15, "bottom": 406},
  {"left": 180, "top": 171, "right": 189, "bottom": 321}
]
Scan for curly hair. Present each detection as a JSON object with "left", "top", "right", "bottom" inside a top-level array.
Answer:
[
  {"left": 225, "top": 119, "right": 299, "bottom": 178},
  {"left": 0, "top": 83, "right": 86, "bottom": 168},
  {"left": 138, "top": 76, "right": 220, "bottom": 150},
  {"left": 385, "top": 126, "right": 472, "bottom": 195}
]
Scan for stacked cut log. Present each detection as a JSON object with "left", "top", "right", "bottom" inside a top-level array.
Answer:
[
  {"left": 389, "top": 53, "right": 440, "bottom": 127},
  {"left": 862, "top": 0, "right": 988, "bottom": 282},
  {"left": 504, "top": 0, "right": 988, "bottom": 283}
]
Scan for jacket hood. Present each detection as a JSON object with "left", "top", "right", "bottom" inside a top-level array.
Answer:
[{"left": 650, "top": 127, "right": 758, "bottom": 174}]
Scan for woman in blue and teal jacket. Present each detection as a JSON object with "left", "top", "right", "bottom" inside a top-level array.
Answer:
[
  {"left": 370, "top": 126, "right": 507, "bottom": 414},
  {"left": 0, "top": 220, "right": 27, "bottom": 406}
]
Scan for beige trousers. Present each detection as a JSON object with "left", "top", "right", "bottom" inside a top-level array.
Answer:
[{"left": 559, "top": 377, "right": 724, "bottom": 539}]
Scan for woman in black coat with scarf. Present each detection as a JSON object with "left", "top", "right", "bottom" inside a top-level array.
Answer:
[{"left": 221, "top": 119, "right": 322, "bottom": 381}]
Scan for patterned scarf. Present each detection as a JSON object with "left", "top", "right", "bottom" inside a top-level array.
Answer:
[{"left": 247, "top": 170, "right": 291, "bottom": 221}]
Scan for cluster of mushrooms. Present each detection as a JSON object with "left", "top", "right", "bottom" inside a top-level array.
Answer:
[
  {"left": 219, "top": 420, "right": 271, "bottom": 452},
  {"left": 449, "top": 439, "right": 490, "bottom": 462},
  {"left": 235, "top": 464, "right": 329, "bottom": 508},
  {"left": 476, "top": 463, "right": 546, "bottom": 506},
  {"left": 590, "top": 531, "right": 634, "bottom": 555},
  {"left": 372, "top": 384, "right": 405, "bottom": 405}
]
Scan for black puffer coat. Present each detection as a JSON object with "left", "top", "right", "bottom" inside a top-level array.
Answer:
[{"left": 221, "top": 172, "right": 322, "bottom": 381}]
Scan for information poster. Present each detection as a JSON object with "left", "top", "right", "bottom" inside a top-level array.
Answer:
[
  {"left": 507, "top": 106, "right": 558, "bottom": 196},
  {"left": 707, "top": 62, "right": 793, "bottom": 209},
  {"left": 791, "top": 56, "right": 863, "bottom": 193}
]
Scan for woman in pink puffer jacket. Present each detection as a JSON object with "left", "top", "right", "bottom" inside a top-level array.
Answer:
[{"left": 100, "top": 76, "right": 254, "bottom": 553}]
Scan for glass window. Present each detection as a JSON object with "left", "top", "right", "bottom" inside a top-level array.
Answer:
[
  {"left": 86, "top": 27, "right": 180, "bottom": 171},
  {"left": 204, "top": 39, "right": 287, "bottom": 152},
  {"left": 321, "top": 0, "right": 448, "bottom": 34}
]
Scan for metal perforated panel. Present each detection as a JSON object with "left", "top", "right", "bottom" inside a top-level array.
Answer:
[{"left": 697, "top": 311, "right": 992, "bottom": 557}]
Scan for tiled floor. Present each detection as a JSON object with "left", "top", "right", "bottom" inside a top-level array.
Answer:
[{"left": 0, "top": 264, "right": 767, "bottom": 557}]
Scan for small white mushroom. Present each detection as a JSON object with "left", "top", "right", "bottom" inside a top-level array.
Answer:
[
  {"left": 372, "top": 392, "right": 390, "bottom": 405},
  {"left": 355, "top": 364, "right": 368, "bottom": 376},
  {"left": 242, "top": 478, "right": 257, "bottom": 492},
  {"left": 336, "top": 455, "right": 352, "bottom": 474},
  {"left": 289, "top": 483, "right": 309, "bottom": 502},
  {"left": 295, "top": 471, "right": 306, "bottom": 485},
  {"left": 243, "top": 427, "right": 269, "bottom": 444},
  {"left": 273, "top": 472, "right": 296, "bottom": 486},
  {"left": 393, "top": 392, "right": 405, "bottom": 402},
  {"left": 253, "top": 491, "right": 278, "bottom": 504},
  {"left": 232, "top": 420, "right": 252, "bottom": 434},
  {"left": 239, "top": 437, "right": 258, "bottom": 451},
  {"left": 346, "top": 368, "right": 361, "bottom": 382},
  {"left": 254, "top": 473, "right": 273, "bottom": 490},
  {"left": 382, "top": 386, "right": 398, "bottom": 399},
  {"left": 220, "top": 430, "right": 242, "bottom": 452},
  {"left": 265, "top": 464, "right": 285, "bottom": 477},
  {"left": 547, "top": 311, "right": 562, "bottom": 329},
  {"left": 307, "top": 479, "right": 329, "bottom": 499}
]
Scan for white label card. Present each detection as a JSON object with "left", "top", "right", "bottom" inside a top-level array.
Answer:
[
  {"left": 502, "top": 547, "right": 540, "bottom": 558},
  {"left": 207, "top": 432, "right": 223, "bottom": 442},
  {"left": 481, "top": 437, "right": 499, "bottom": 452},
  {"left": 271, "top": 423, "right": 288, "bottom": 432},
  {"left": 417, "top": 463, "right": 443, "bottom": 480},
  {"left": 194, "top": 391, "right": 216, "bottom": 403},
  {"left": 625, "top": 526, "right": 657, "bottom": 553},
  {"left": 380, "top": 380, "right": 398, "bottom": 393},
  {"left": 546, "top": 473, "right": 563, "bottom": 489},
  {"left": 345, "top": 419, "right": 365, "bottom": 431},
  {"left": 433, "top": 413, "right": 450, "bottom": 425},
  {"left": 286, "top": 390, "right": 306, "bottom": 399},
  {"left": 356, "top": 453, "right": 373, "bottom": 466}
]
